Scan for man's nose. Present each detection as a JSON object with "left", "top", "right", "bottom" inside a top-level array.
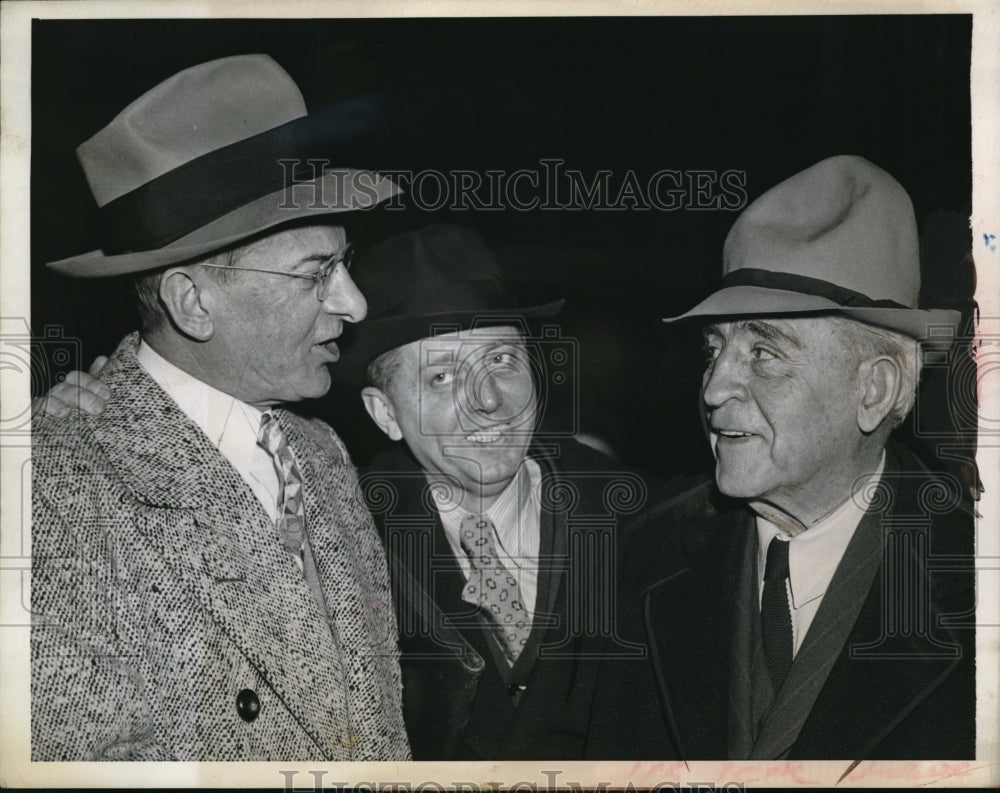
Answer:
[
  {"left": 322, "top": 268, "right": 367, "bottom": 323},
  {"left": 702, "top": 347, "right": 748, "bottom": 408},
  {"left": 467, "top": 371, "right": 503, "bottom": 414}
]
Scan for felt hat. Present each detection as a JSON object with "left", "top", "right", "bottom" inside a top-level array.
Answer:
[
  {"left": 665, "top": 155, "right": 961, "bottom": 338},
  {"left": 47, "top": 54, "right": 399, "bottom": 277},
  {"left": 335, "top": 224, "right": 564, "bottom": 385}
]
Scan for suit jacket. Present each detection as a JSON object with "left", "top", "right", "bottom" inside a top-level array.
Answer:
[
  {"left": 587, "top": 442, "right": 976, "bottom": 763},
  {"left": 31, "top": 333, "right": 409, "bottom": 761},
  {"left": 361, "top": 438, "right": 663, "bottom": 760}
]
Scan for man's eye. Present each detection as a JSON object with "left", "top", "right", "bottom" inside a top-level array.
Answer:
[
  {"left": 430, "top": 371, "right": 453, "bottom": 386},
  {"left": 703, "top": 343, "right": 721, "bottom": 362},
  {"left": 298, "top": 271, "right": 323, "bottom": 288},
  {"left": 751, "top": 345, "right": 777, "bottom": 361}
]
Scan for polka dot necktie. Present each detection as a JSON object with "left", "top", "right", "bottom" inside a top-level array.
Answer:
[
  {"left": 257, "top": 410, "right": 306, "bottom": 568},
  {"left": 761, "top": 535, "right": 793, "bottom": 691},
  {"left": 459, "top": 514, "right": 531, "bottom": 664}
]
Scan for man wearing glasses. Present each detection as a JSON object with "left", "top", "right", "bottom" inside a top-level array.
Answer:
[{"left": 30, "top": 55, "right": 409, "bottom": 761}]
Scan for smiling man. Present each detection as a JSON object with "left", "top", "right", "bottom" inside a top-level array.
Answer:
[
  {"left": 702, "top": 316, "right": 892, "bottom": 529},
  {"left": 339, "top": 224, "right": 660, "bottom": 759},
  {"left": 588, "top": 155, "right": 976, "bottom": 762},
  {"left": 30, "top": 55, "right": 409, "bottom": 761}
]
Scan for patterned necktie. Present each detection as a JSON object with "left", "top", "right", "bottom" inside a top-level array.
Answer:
[
  {"left": 459, "top": 514, "right": 531, "bottom": 664},
  {"left": 256, "top": 410, "right": 306, "bottom": 565},
  {"left": 761, "top": 535, "right": 793, "bottom": 691}
]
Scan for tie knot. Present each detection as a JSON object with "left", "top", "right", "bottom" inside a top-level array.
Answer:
[
  {"left": 764, "top": 536, "right": 790, "bottom": 582},
  {"left": 257, "top": 410, "right": 284, "bottom": 455}
]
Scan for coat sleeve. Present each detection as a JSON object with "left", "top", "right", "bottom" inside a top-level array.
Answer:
[{"left": 31, "top": 442, "right": 174, "bottom": 761}]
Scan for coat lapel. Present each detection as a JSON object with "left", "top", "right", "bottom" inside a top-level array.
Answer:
[
  {"left": 279, "top": 409, "right": 408, "bottom": 759},
  {"left": 508, "top": 451, "right": 564, "bottom": 677},
  {"left": 749, "top": 505, "right": 883, "bottom": 759},
  {"left": 370, "top": 458, "right": 482, "bottom": 643},
  {"left": 751, "top": 448, "right": 970, "bottom": 761},
  {"left": 643, "top": 507, "right": 749, "bottom": 759},
  {"left": 91, "top": 335, "right": 353, "bottom": 758},
  {"left": 535, "top": 448, "right": 567, "bottom": 624},
  {"left": 727, "top": 517, "right": 762, "bottom": 759}
]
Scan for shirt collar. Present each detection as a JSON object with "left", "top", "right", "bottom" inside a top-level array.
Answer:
[
  {"left": 756, "top": 451, "right": 886, "bottom": 609},
  {"left": 435, "top": 456, "right": 540, "bottom": 556},
  {"left": 135, "top": 339, "right": 264, "bottom": 446}
]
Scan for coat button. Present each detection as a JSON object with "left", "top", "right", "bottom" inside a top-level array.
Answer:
[
  {"left": 236, "top": 688, "right": 260, "bottom": 722},
  {"left": 507, "top": 683, "right": 526, "bottom": 697}
]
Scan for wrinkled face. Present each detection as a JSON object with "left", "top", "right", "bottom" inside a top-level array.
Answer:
[
  {"left": 701, "top": 317, "right": 864, "bottom": 522},
  {"left": 383, "top": 326, "right": 538, "bottom": 504},
  {"left": 210, "top": 224, "right": 366, "bottom": 406}
]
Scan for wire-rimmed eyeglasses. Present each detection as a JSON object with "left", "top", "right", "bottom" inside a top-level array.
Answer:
[{"left": 196, "top": 244, "right": 355, "bottom": 302}]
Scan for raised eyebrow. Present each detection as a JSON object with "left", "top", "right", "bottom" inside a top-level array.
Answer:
[
  {"left": 424, "top": 349, "right": 455, "bottom": 367},
  {"left": 743, "top": 319, "right": 802, "bottom": 348},
  {"left": 702, "top": 326, "right": 724, "bottom": 344},
  {"left": 486, "top": 340, "right": 521, "bottom": 352},
  {"left": 484, "top": 341, "right": 530, "bottom": 360}
]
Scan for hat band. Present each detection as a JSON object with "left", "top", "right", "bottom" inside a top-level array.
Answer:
[
  {"left": 373, "top": 277, "right": 518, "bottom": 321},
  {"left": 98, "top": 115, "right": 318, "bottom": 255},
  {"left": 721, "top": 268, "right": 908, "bottom": 309}
]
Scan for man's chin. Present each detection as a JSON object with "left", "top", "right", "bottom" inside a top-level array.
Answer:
[
  {"left": 454, "top": 455, "right": 525, "bottom": 489},
  {"left": 297, "top": 370, "right": 333, "bottom": 400},
  {"left": 714, "top": 466, "right": 766, "bottom": 501}
]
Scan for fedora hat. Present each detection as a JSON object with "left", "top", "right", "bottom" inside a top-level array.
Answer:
[
  {"left": 48, "top": 54, "right": 399, "bottom": 277},
  {"left": 334, "top": 224, "right": 564, "bottom": 385},
  {"left": 665, "top": 155, "right": 961, "bottom": 338}
]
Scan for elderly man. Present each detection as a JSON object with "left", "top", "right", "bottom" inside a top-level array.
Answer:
[
  {"left": 587, "top": 155, "right": 976, "bottom": 762},
  {"left": 31, "top": 55, "right": 409, "bottom": 761}
]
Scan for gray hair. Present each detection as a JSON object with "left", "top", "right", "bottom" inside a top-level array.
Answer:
[
  {"left": 828, "top": 316, "right": 922, "bottom": 428},
  {"left": 132, "top": 245, "right": 247, "bottom": 332}
]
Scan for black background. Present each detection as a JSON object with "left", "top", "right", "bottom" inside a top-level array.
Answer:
[{"left": 30, "top": 16, "right": 975, "bottom": 478}]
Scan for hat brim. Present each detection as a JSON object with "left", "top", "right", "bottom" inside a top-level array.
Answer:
[
  {"left": 333, "top": 298, "right": 566, "bottom": 387},
  {"left": 47, "top": 169, "right": 400, "bottom": 277},
  {"left": 664, "top": 285, "right": 961, "bottom": 339}
]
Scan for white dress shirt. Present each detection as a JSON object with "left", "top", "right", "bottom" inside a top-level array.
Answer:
[
  {"left": 434, "top": 457, "right": 542, "bottom": 618},
  {"left": 136, "top": 340, "right": 280, "bottom": 521},
  {"left": 756, "top": 452, "right": 886, "bottom": 655}
]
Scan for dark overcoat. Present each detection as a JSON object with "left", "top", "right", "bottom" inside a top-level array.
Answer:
[
  {"left": 587, "top": 442, "right": 976, "bottom": 763},
  {"left": 362, "top": 438, "right": 665, "bottom": 759}
]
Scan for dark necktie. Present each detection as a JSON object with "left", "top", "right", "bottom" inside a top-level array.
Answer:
[
  {"left": 459, "top": 514, "right": 531, "bottom": 664},
  {"left": 761, "top": 535, "right": 793, "bottom": 691}
]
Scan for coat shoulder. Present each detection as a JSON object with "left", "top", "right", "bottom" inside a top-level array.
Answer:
[
  {"left": 32, "top": 410, "right": 117, "bottom": 499},
  {"left": 285, "top": 413, "right": 350, "bottom": 464}
]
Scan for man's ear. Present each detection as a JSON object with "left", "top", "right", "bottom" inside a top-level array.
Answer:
[
  {"left": 158, "top": 267, "right": 215, "bottom": 341},
  {"left": 857, "top": 356, "right": 901, "bottom": 433},
  {"left": 361, "top": 386, "right": 403, "bottom": 441}
]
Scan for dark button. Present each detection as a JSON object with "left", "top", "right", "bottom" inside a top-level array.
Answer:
[{"left": 236, "top": 688, "right": 260, "bottom": 722}]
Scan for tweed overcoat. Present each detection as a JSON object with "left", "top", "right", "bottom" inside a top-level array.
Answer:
[
  {"left": 31, "top": 333, "right": 409, "bottom": 761},
  {"left": 586, "top": 442, "right": 976, "bottom": 762}
]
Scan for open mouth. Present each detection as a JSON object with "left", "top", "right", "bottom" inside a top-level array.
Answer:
[
  {"left": 465, "top": 424, "right": 511, "bottom": 444},
  {"left": 314, "top": 339, "right": 340, "bottom": 361},
  {"left": 715, "top": 429, "right": 753, "bottom": 439}
]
